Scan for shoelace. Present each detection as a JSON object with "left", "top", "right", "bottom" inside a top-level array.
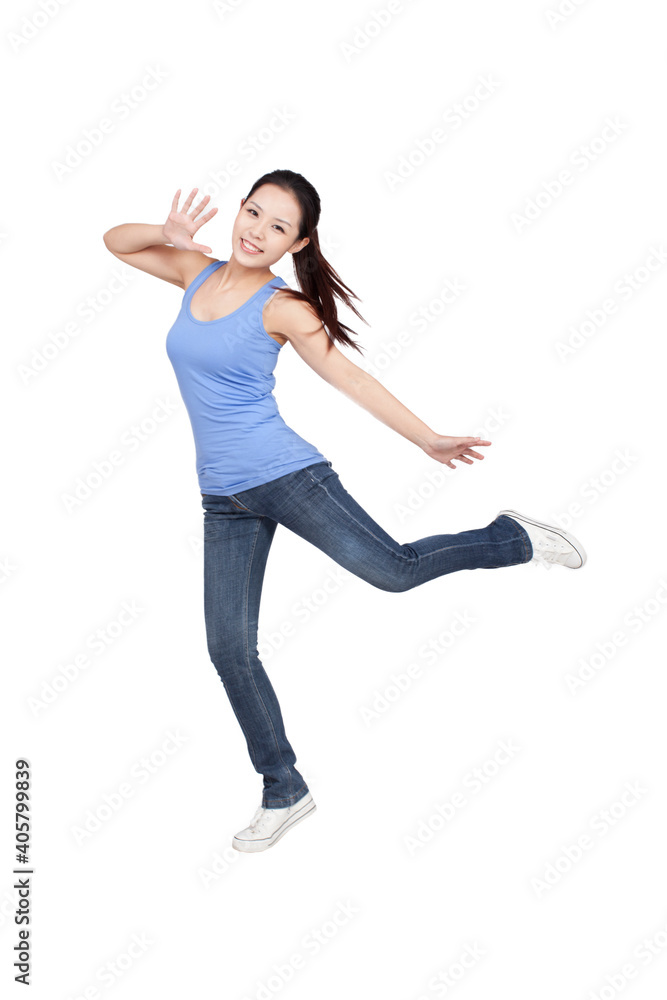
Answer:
[
  {"left": 532, "top": 550, "right": 554, "bottom": 570},
  {"left": 532, "top": 536, "right": 570, "bottom": 570},
  {"left": 247, "top": 803, "right": 292, "bottom": 833},
  {"left": 247, "top": 807, "right": 267, "bottom": 831}
]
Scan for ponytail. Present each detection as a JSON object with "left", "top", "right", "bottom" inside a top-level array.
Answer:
[{"left": 242, "top": 169, "right": 368, "bottom": 356}]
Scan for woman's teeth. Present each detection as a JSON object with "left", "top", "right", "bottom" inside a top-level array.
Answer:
[{"left": 241, "top": 238, "right": 262, "bottom": 254}]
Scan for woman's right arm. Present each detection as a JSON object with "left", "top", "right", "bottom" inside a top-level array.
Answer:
[{"left": 102, "top": 188, "right": 218, "bottom": 289}]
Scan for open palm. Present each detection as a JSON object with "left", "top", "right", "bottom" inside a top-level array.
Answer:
[{"left": 162, "top": 187, "right": 218, "bottom": 253}]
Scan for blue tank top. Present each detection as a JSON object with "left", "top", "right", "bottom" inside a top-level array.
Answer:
[{"left": 166, "top": 259, "right": 327, "bottom": 495}]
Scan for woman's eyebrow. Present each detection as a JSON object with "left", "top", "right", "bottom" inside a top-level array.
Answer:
[{"left": 248, "top": 200, "right": 293, "bottom": 228}]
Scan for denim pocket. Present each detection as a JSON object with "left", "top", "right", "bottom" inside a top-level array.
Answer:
[
  {"left": 228, "top": 494, "right": 251, "bottom": 510},
  {"left": 304, "top": 460, "right": 336, "bottom": 487}
]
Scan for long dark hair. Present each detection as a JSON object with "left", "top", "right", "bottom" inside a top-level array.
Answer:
[{"left": 242, "top": 169, "right": 368, "bottom": 356}]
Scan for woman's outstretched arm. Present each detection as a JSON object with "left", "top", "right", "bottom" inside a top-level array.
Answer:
[
  {"left": 272, "top": 296, "right": 491, "bottom": 469},
  {"left": 102, "top": 188, "right": 219, "bottom": 287}
]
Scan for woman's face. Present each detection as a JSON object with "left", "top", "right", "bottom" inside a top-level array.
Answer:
[{"left": 232, "top": 183, "right": 309, "bottom": 267}]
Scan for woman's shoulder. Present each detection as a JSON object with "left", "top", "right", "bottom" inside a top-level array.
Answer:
[
  {"left": 263, "top": 287, "right": 324, "bottom": 345},
  {"left": 266, "top": 286, "right": 319, "bottom": 320}
]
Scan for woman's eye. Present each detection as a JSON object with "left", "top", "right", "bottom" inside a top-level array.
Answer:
[{"left": 247, "top": 208, "right": 283, "bottom": 233}]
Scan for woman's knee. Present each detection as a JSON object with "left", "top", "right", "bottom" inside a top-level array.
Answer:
[
  {"left": 351, "top": 556, "right": 415, "bottom": 593},
  {"left": 372, "top": 576, "right": 413, "bottom": 593},
  {"left": 205, "top": 630, "right": 247, "bottom": 671}
]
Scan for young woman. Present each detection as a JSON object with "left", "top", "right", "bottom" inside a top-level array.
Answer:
[{"left": 103, "top": 169, "right": 586, "bottom": 854}]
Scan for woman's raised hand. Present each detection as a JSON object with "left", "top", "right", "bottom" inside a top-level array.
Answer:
[
  {"left": 162, "top": 188, "right": 218, "bottom": 253},
  {"left": 424, "top": 435, "right": 492, "bottom": 469}
]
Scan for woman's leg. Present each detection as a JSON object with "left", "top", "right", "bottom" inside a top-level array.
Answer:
[
  {"left": 201, "top": 494, "right": 310, "bottom": 809},
  {"left": 224, "top": 461, "right": 533, "bottom": 593}
]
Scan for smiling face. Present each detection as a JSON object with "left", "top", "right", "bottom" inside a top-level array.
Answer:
[{"left": 232, "top": 183, "right": 310, "bottom": 268}]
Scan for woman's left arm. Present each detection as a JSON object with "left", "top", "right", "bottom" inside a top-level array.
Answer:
[{"left": 278, "top": 299, "right": 491, "bottom": 469}]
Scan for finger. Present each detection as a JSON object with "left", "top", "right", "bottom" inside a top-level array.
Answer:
[
  {"left": 192, "top": 193, "right": 211, "bottom": 218},
  {"left": 194, "top": 208, "right": 218, "bottom": 229},
  {"left": 464, "top": 450, "right": 484, "bottom": 459},
  {"left": 171, "top": 188, "right": 181, "bottom": 212},
  {"left": 182, "top": 187, "right": 198, "bottom": 213}
]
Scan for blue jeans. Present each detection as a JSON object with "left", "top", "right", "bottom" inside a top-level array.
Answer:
[{"left": 201, "top": 460, "right": 532, "bottom": 808}]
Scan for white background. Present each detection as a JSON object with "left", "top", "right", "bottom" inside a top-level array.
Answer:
[{"left": 2, "top": 0, "right": 666, "bottom": 997}]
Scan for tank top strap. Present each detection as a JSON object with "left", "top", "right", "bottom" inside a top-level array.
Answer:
[
  {"left": 183, "top": 259, "right": 226, "bottom": 304},
  {"left": 255, "top": 274, "right": 288, "bottom": 304},
  {"left": 247, "top": 274, "right": 288, "bottom": 320}
]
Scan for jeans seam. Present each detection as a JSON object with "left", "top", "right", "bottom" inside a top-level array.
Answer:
[
  {"left": 306, "top": 480, "right": 530, "bottom": 586},
  {"left": 310, "top": 475, "right": 406, "bottom": 559},
  {"left": 497, "top": 515, "right": 533, "bottom": 561},
  {"left": 243, "top": 516, "right": 294, "bottom": 801}
]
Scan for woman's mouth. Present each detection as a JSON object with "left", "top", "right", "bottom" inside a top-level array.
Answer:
[{"left": 240, "top": 238, "right": 262, "bottom": 254}]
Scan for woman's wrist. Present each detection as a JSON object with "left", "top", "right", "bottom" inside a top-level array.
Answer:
[{"left": 419, "top": 430, "right": 441, "bottom": 454}]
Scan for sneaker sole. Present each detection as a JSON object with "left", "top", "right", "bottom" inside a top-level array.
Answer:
[
  {"left": 498, "top": 509, "right": 587, "bottom": 568},
  {"left": 232, "top": 797, "right": 317, "bottom": 853}
]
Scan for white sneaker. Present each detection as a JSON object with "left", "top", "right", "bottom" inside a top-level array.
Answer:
[
  {"left": 232, "top": 791, "right": 317, "bottom": 853},
  {"left": 497, "top": 509, "right": 587, "bottom": 569}
]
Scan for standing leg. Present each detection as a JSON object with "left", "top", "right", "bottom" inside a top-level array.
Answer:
[{"left": 201, "top": 494, "right": 310, "bottom": 809}]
